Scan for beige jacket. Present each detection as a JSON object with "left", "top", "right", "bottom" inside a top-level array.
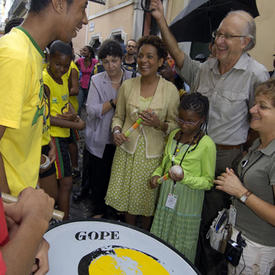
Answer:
[{"left": 112, "top": 76, "right": 179, "bottom": 158}]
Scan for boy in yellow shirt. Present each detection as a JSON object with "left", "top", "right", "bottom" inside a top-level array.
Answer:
[{"left": 43, "top": 40, "right": 85, "bottom": 219}]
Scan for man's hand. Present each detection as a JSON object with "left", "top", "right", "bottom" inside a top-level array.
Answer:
[
  {"left": 5, "top": 188, "right": 54, "bottom": 227},
  {"left": 48, "top": 139, "right": 56, "bottom": 164},
  {"left": 3, "top": 188, "right": 54, "bottom": 275},
  {"left": 32, "top": 239, "right": 50, "bottom": 275},
  {"left": 150, "top": 0, "right": 165, "bottom": 21}
]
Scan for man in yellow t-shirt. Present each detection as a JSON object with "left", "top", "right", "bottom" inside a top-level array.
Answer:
[
  {"left": 0, "top": 27, "right": 44, "bottom": 196},
  {"left": 0, "top": 1, "right": 89, "bottom": 274}
]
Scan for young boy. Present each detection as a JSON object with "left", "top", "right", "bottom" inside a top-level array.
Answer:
[{"left": 43, "top": 40, "right": 85, "bottom": 219}]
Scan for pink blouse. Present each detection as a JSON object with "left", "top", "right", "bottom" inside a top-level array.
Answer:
[{"left": 77, "top": 57, "right": 98, "bottom": 89}]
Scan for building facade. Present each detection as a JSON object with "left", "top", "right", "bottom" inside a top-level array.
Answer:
[{"left": 2, "top": 0, "right": 274, "bottom": 70}]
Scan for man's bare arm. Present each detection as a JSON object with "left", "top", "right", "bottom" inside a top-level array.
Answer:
[
  {"left": 0, "top": 125, "right": 10, "bottom": 193},
  {"left": 150, "top": 0, "right": 185, "bottom": 68}
]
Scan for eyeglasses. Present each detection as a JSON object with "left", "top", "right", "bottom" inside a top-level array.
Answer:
[
  {"left": 176, "top": 117, "right": 200, "bottom": 126},
  {"left": 212, "top": 30, "right": 247, "bottom": 40}
]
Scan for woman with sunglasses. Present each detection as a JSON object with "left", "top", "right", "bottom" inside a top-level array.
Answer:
[{"left": 150, "top": 93, "right": 216, "bottom": 263}]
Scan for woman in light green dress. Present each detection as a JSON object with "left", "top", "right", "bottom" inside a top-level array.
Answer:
[
  {"left": 105, "top": 35, "right": 179, "bottom": 230},
  {"left": 150, "top": 93, "right": 216, "bottom": 263}
]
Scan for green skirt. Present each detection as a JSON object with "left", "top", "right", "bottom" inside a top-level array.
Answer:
[
  {"left": 105, "top": 135, "right": 161, "bottom": 216},
  {"left": 150, "top": 179, "right": 205, "bottom": 263}
]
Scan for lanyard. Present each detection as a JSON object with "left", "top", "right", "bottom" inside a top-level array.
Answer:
[
  {"left": 171, "top": 130, "right": 201, "bottom": 166},
  {"left": 170, "top": 130, "right": 202, "bottom": 190}
]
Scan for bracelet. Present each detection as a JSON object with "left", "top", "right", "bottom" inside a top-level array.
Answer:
[
  {"left": 40, "top": 154, "right": 51, "bottom": 170},
  {"left": 113, "top": 129, "right": 121, "bottom": 135},
  {"left": 110, "top": 99, "right": 116, "bottom": 109}
]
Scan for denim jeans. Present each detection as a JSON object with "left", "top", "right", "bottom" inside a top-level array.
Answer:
[{"left": 77, "top": 87, "right": 89, "bottom": 115}]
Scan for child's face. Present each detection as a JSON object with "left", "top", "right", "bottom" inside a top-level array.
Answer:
[
  {"left": 81, "top": 47, "right": 90, "bottom": 58},
  {"left": 177, "top": 109, "right": 204, "bottom": 135},
  {"left": 48, "top": 52, "right": 71, "bottom": 80}
]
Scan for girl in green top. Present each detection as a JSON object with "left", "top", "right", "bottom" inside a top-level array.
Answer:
[{"left": 150, "top": 93, "right": 216, "bottom": 263}]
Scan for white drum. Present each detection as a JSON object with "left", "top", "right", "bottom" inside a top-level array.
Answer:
[{"left": 44, "top": 219, "right": 200, "bottom": 274}]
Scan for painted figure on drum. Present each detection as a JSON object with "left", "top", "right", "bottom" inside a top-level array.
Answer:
[
  {"left": 78, "top": 245, "right": 169, "bottom": 274},
  {"left": 150, "top": 93, "right": 216, "bottom": 263}
]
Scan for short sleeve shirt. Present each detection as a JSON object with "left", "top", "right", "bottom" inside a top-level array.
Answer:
[
  {"left": 0, "top": 27, "right": 44, "bottom": 196},
  {"left": 43, "top": 69, "right": 70, "bottom": 138},
  {"left": 234, "top": 138, "right": 275, "bottom": 246},
  {"left": 177, "top": 53, "right": 269, "bottom": 145}
]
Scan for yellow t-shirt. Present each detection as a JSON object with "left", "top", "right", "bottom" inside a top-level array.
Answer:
[
  {"left": 0, "top": 27, "right": 44, "bottom": 196},
  {"left": 64, "top": 61, "right": 80, "bottom": 113},
  {"left": 43, "top": 69, "right": 70, "bottom": 138}
]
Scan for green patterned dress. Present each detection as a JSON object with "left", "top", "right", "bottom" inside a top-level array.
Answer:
[
  {"left": 105, "top": 96, "right": 161, "bottom": 216},
  {"left": 150, "top": 129, "right": 216, "bottom": 263}
]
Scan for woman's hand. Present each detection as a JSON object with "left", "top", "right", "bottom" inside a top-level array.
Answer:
[
  {"left": 113, "top": 132, "right": 127, "bottom": 146},
  {"left": 150, "top": 176, "right": 160, "bottom": 189},
  {"left": 214, "top": 168, "right": 247, "bottom": 199},
  {"left": 139, "top": 109, "right": 161, "bottom": 128}
]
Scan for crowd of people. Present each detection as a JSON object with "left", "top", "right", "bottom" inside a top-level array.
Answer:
[{"left": 0, "top": 0, "right": 275, "bottom": 274}]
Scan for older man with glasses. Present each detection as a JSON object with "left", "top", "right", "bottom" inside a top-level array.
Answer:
[{"left": 150, "top": 0, "right": 269, "bottom": 274}]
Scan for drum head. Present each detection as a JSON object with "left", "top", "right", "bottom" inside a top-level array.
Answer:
[{"left": 44, "top": 219, "right": 200, "bottom": 274}]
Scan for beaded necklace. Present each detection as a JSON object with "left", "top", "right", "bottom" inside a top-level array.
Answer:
[{"left": 171, "top": 130, "right": 202, "bottom": 167}]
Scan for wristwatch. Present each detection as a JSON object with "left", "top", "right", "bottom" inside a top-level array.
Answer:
[{"left": 239, "top": 190, "right": 252, "bottom": 203}]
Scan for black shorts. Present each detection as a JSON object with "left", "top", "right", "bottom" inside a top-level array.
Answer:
[
  {"left": 52, "top": 137, "right": 72, "bottom": 179},
  {"left": 39, "top": 145, "right": 56, "bottom": 179}
]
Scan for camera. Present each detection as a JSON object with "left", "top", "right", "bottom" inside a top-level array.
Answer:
[{"left": 224, "top": 231, "right": 246, "bottom": 267}]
